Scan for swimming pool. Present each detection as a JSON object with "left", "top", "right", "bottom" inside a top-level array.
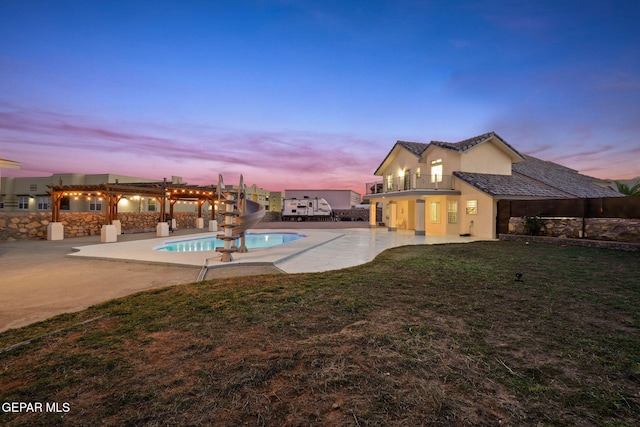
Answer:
[{"left": 154, "top": 232, "right": 306, "bottom": 252}]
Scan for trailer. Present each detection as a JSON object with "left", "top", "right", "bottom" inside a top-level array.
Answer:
[{"left": 282, "top": 197, "right": 333, "bottom": 221}]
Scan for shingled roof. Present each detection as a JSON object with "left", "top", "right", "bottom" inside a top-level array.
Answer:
[
  {"left": 431, "top": 131, "right": 522, "bottom": 157},
  {"left": 376, "top": 132, "right": 620, "bottom": 199},
  {"left": 396, "top": 132, "right": 522, "bottom": 156},
  {"left": 454, "top": 155, "right": 621, "bottom": 198},
  {"left": 375, "top": 132, "right": 518, "bottom": 175},
  {"left": 396, "top": 141, "right": 430, "bottom": 157}
]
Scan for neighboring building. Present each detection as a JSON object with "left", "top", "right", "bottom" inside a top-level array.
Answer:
[
  {"left": 284, "top": 189, "right": 362, "bottom": 210},
  {"left": 0, "top": 173, "right": 203, "bottom": 214},
  {"left": 0, "top": 157, "right": 21, "bottom": 201},
  {"left": 268, "top": 191, "right": 283, "bottom": 213},
  {"left": 364, "top": 131, "right": 621, "bottom": 239},
  {"left": 225, "top": 183, "right": 272, "bottom": 210}
]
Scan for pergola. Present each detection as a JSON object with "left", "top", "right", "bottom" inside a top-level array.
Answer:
[{"left": 47, "top": 181, "right": 218, "bottom": 225}]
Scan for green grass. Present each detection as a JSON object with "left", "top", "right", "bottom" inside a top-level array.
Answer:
[{"left": 1, "top": 241, "right": 639, "bottom": 426}]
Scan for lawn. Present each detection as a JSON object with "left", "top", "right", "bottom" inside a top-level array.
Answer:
[{"left": 1, "top": 241, "right": 639, "bottom": 426}]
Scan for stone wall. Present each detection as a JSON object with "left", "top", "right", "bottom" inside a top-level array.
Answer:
[
  {"left": 1, "top": 209, "right": 310, "bottom": 240},
  {"left": 262, "top": 211, "right": 281, "bottom": 222},
  {"left": 0, "top": 212, "right": 105, "bottom": 240},
  {"left": 117, "top": 212, "right": 160, "bottom": 233},
  {"left": 120, "top": 212, "right": 213, "bottom": 232},
  {"left": 334, "top": 208, "right": 369, "bottom": 222},
  {"left": 500, "top": 234, "right": 640, "bottom": 251},
  {"left": 0, "top": 212, "right": 215, "bottom": 240},
  {"left": 508, "top": 216, "right": 640, "bottom": 243}
]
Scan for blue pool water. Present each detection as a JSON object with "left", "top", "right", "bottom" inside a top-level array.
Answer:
[{"left": 154, "top": 233, "right": 305, "bottom": 252}]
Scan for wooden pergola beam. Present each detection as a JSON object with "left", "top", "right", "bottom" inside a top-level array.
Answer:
[{"left": 47, "top": 182, "right": 219, "bottom": 224}]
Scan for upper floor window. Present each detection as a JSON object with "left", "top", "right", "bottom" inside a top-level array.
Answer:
[
  {"left": 18, "top": 196, "right": 29, "bottom": 210},
  {"left": 37, "top": 196, "right": 50, "bottom": 210},
  {"left": 431, "top": 159, "right": 443, "bottom": 183},
  {"left": 0, "top": 197, "right": 4, "bottom": 209}
]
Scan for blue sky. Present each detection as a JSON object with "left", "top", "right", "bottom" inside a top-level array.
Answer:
[{"left": 1, "top": 0, "right": 639, "bottom": 193}]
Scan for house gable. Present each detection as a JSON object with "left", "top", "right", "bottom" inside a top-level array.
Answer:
[
  {"left": 373, "top": 141, "right": 428, "bottom": 177},
  {"left": 372, "top": 132, "right": 528, "bottom": 194},
  {"left": 460, "top": 141, "right": 514, "bottom": 175},
  {"left": 423, "top": 131, "right": 523, "bottom": 176},
  {"left": 422, "top": 145, "right": 461, "bottom": 178}
]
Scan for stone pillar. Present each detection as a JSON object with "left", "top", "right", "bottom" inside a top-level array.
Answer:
[
  {"left": 112, "top": 219, "right": 122, "bottom": 235},
  {"left": 101, "top": 224, "right": 118, "bottom": 243},
  {"left": 208, "top": 220, "right": 218, "bottom": 231},
  {"left": 415, "top": 199, "right": 425, "bottom": 236},
  {"left": 196, "top": 217, "right": 204, "bottom": 229},
  {"left": 369, "top": 203, "right": 377, "bottom": 227},
  {"left": 388, "top": 201, "right": 397, "bottom": 231},
  {"left": 47, "top": 222, "right": 64, "bottom": 241},
  {"left": 157, "top": 222, "right": 170, "bottom": 237}
]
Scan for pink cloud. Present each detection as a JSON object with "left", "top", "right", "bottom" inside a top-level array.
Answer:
[{"left": 0, "top": 105, "right": 387, "bottom": 194}]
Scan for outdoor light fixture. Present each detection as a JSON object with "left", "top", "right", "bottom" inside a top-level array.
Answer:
[{"left": 514, "top": 272, "right": 523, "bottom": 282}]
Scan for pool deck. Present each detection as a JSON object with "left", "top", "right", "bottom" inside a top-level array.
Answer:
[
  {"left": 69, "top": 229, "right": 347, "bottom": 271},
  {"left": 69, "top": 226, "right": 486, "bottom": 275},
  {"left": 1, "top": 222, "right": 488, "bottom": 332}
]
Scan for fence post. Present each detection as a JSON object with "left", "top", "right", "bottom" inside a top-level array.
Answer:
[{"left": 582, "top": 198, "right": 587, "bottom": 239}]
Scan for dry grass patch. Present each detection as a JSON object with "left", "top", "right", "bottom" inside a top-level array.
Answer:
[{"left": 1, "top": 241, "right": 639, "bottom": 425}]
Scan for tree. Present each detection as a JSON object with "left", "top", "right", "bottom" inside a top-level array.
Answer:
[{"left": 610, "top": 180, "right": 640, "bottom": 196}]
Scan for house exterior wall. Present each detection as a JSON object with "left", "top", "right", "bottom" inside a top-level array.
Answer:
[
  {"left": 394, "top": 199, "right": 414, "bottom": 230},
  {"left": 423, "top": 147, "right": 461, "bottom": 177},
  {"left": 457, "top": 179, "right": 496, "bottom": 238},
  {"left": 425, "top": 195, "right": 447, "bottom": 235},
  {"left": 459, "top": 142, "right": 513, "bottom": 175},
  {"left": 377, "top": 149, "right": 422, "bottom": 190}
]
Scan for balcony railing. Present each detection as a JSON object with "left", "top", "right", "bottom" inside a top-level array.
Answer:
[{"left": 365, "top": 174, "right": 455, "bottom": 195}]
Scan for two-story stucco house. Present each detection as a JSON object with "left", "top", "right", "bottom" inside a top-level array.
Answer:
[{"left": 364, "top": 132, "right": 619, "bottom": 239}]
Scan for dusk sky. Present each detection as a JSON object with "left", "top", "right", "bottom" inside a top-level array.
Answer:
[{"left": 1, "top": 0, "right": 639, "bottom": 194}]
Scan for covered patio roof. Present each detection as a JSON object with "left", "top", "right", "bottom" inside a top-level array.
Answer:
[{"left": 47, "top": 181, "right": 218, "bottom": 224}]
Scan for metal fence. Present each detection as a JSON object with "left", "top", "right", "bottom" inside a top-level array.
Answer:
[{"left": 366, "top": 174, "right": 455, "bottom": 195}]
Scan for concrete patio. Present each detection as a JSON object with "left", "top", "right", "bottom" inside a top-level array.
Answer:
[{"left": 0, "top": 222, "right": 487, "bottom": 332}]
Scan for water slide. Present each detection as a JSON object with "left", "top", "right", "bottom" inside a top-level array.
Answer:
[
  {"left": 233, "top": 198, "right": 266, "bottom": 233},
  {"left": 214, "top": 174, "right": 266, "bottom": 262},
  {"left": 216, "top": 174, "right": 265, "bottom": 232}
]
